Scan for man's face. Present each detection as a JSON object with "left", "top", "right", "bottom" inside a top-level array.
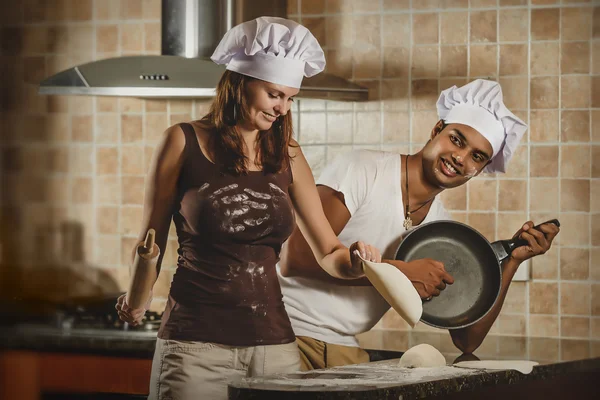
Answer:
[{"left": 421, "top": 122, "right": 494, "bottom": 189}]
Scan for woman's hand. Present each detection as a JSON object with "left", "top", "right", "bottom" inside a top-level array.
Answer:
[
  {"left": 115, "top": 291, "right": 152, "bottom": 326},
  {"left": 349, "top": 241, "right": 381, "bottom": 278}
]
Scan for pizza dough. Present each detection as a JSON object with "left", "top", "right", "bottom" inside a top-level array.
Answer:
[
  {"left": 454, "top": 360, "right": 538, "bottom": 374},
  {"left": 362, "top": 259, "right": 422, "bottom": 327},
  {"left": 398, "top": 344, "right": 446, "bottom": 368}
]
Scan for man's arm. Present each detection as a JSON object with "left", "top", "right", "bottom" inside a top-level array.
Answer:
[
  {"left": 450, "top": 221, "right": 560, "bottom": 354},
  {"left": 280, "top": 185, "right": 371, "bottom": 285}
]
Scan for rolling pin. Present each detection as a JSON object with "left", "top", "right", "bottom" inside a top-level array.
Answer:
[{"left": 126, "top": 229, "right": 160, "bottom": 310}]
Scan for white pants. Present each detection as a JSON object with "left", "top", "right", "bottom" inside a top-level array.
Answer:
[{"left": 148, "top": 338, "right": 301, "bottom": 400}]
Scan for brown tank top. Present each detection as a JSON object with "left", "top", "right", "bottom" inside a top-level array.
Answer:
[{"left": 157, "top": 123, "right": 296, "bottom": 346}]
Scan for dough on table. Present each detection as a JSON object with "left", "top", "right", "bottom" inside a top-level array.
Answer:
[
  {"left": 398, "top": 344, "right": 446, "bottom": 368},
  {"left": 454, "top": 360, "right": 538, "bottom": 374},
  {"left": 361, "top": 259, "right": 422, "bottom": 328}
]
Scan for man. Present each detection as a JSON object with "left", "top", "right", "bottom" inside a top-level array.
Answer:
[{"left": 277, "top": 79, "right": 560, "bottom": 370}]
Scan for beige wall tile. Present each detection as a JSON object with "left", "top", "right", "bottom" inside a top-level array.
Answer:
[
  {"left": 593, "top": 214, "right": 600, "bottom": 247},
  {"left": 529, "top": 315, "right": 559, "bottom": 338},
  {"left": 530, "top": 281, "right": 559, "bottom": 314},
  {"left": 504, "top": 281, "right": 527, "bottom": 314},
  {"left": 381, "top": 80, "right": 409, "bottom": 111},
  {"left": 499, "top": 8, "right": 529, "bottom": 43},
  {"left": 382, "top": 15, "right": 411, "bottom": 47},
  {"left": 327, "top": 112, "right": 354, "bottom": 144},
  {"left": 120, "top": 206, "right": 143, "bottom": 236},
  {"left": 593, "top": 318, "right": 600, "bottom": 339},
  {"left": 594, "top": 146, "right": 600, "bottom": 178},
  {"left": 411, "top": 0, "right": 442, "bottom": 9},
  {"left": 561, "top": 145, "right": 590, "bottom": 178},
  {"left": 561, "top": 248, "right": 590, "bottom": 280},
  {"left": 439, "top": 184, "right": 467, "bottom": 211},
  {"left": 561, "top": 7, "right": 593, "bottom": 41},
  {"left": 468, "top": 179, "right": 497, "bottom": 211},
  {"left": 96, "top": 176, "right": 121, "bottom": 204},
  {"left": 303, "top": 17, "right": 325, "bottom": 45},
  {"left": 561, "top": 110, "right": 590, "bottom": 143},
  {"left": 592, "top": 181, "right": 600, "bottom": 214},
  {"left": 69, "top": 145, "right": 94, "bottom": 175},
  {"left": 441, "top": 12, "right": 468, "bottom": 45},
  {"left": 301, "top": 0, "right": 324, "bottom": 14},
  {"left": 471, "top": 0, "right": 496, "bottom": 7},
  {"left": 529, "top": 337, "right": 559, "bottom": 361},
  {"left": 532, "top": 9, "right": 560, "bottom": 40},
  {"left": 561, "top": 317, "right": 590, "bottom": 338},
  {"left": 561, "top": 339, "right": 590, "bottom": 361},
  {"left": 498, "top": 314, "right": 526, "bottom": 336},
  {"left": 530, "top": 178, "right": 559, "bottom": 212},
  {"left": 530, "top": 42, "right": 560, "bottom": 76},
  {"left": 500, "top": 44, "right": 527, "bottom": 76},
  {"left": 300, "top": 112, "right": 327, "bottom": 144},
  {"left": 23, "top": 26, "right": 48, "bottom": 55},
  {"left": 469, "top": 45, "right": 498, "bottom": 77},
  {"left": 121, "top": 176, "right": 145, "bottom": 205},
  {"left": 71, "top": 115, "right": 93, "bottom": 142},
  {"left": 561, "top": 179, "right": 590, "bottom": 212},
  {"left": 121, "top": 115, "right": 143, "bottom": 143},
  {"left": 71, "top": 177, "right": 92, "bottom": 204},
  {"left": 144, "top": 22, "right": 161, "bottom": 53},
  {"left": 97, "top": 98, "right": 118, "bottom": 113},
  {"left": 382, "top": 0, "right": 411, "bottom": 9},
  {"left": 119, "top": 98, "right": 143, "bottom": 114},
  {"left": 412, "top": 46, "right": 439, "bottom": 78},
  {"left": 500, "top": 77, "right": 528, "bottom": 110},
  {"left": 470, "top": 11, "right": 497, "bottom": 44},
  {"left": 353, "top": 48, "right": 382, "bottom": 79},
  {"left": 593, "top": 76, "right": 600, "bottom": 108},
  {"left": 96, "top": 147, "right": 119, "bottom": 175},
  {"left": 411, "top": 79, "right": 438, "bottom": 111},
  {"left": 120, "top": 23, "right": 144, "bottom": 53},
  {"left": 531, "top": 146, "right": 559, "bottom": 177},
  {"left": 411, "top": 110, "right": 439, "bottom": 144},
  {"left": 95, "top": 0, "right": 121, "bottom": 20},
  {"left": 530, "top": 110, "right": 559, "bottom": 143},
  {"left": 594, "top": 111, "right": 600, "bottom": 143},
  {"left": 120, "top": 0, "right": 143, "bottom": 19},
  {"left": 143, "top": 0, "right": 161, "bottom": 19},
  {"left": 593, "top": 284, "right": 600, "bottom": 316},
  {"left": 498, "top": 336, "right": 527, "bottom": 358},
  {"left": 95, "top": 114, "right": 119, "bottom": 143},
  {"left": 593, "top": 41, "right": 600, "bottom": 74},
  {"left": 68, "top": 26, "right": 94, "bottom": 56},
  {"left": 96, "top": 25, "right": 119, "bottom": 53},
  {"left": 530, "top": 77, "right": 559, "bottom": 109},
  {"left": 558, "top": 214, "right": 589, "bottom": 247},
  {"left": 561, "top": 282, "right": 591, "bottom": 315},
  {"left": 467, "top": 212, "right": 496, "bottom": 241},
  {"left": 499, "top": 180, "right": 527, "bottom": 211},
  {"left": 383, "top": 112, "right": 409, "bottom": 143},
  {"left": 353, "top": 15, "right": 380, "bottom": 50},
  {"left": 353, "top": 112, "right": 380, "bottom": 143},
  {"left": 382, "top": 48, "right": 409, "bottom": 78},
  {"left": 70, "top": 0, "right": 93, "bottom": 21},
  {"left": 413, "top": 13, "right": 439, "bottom": 45},
  {"left": 96, "top": 206, "right": 119, "bottom": 235},
  {"left": 440, "top": 46, "right": 467, "bottom": 77},
  {"left": 561, "top": 42, "right": 591, "bottom": 74},
  {"left": 325, "top": 16, "right": 354, "bottom": 49},
  {"left": 144, "top": 114, "right": 169, "bottom": 144},
  {"left": 561, "top": 75, "right": 591, "bottom": 109},
  {"left": 121, "top": 144, "right": 145, "bottom": 175},
  {"left": 592, "top": 249, "right": 600, "bottom": 281}
]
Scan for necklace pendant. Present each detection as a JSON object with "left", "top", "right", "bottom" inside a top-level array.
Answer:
[{"left": 403, "top": 215, "right": 413, "bottom": 230}]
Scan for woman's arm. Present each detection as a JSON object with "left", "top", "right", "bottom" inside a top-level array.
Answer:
[
  {"left": 287, "top": 144, "right": 380, "bottom": 279},
  {"left": 116, "top": 124, "right": 186, "bottom": 323}
]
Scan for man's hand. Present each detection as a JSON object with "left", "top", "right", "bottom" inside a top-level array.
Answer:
[
  {"left": 509, "top": 220, "right": 560, "bottom": 263},
  {"left": 388, "top": 259, "right": 454, "bottom": 299}
]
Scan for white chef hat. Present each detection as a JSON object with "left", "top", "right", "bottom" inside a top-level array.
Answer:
[
  {"left": 210, "top": 16, "right": 326, "bottom": 89},
  {"left": 436, "top": 79, "right": 527, "bottom": 173}
]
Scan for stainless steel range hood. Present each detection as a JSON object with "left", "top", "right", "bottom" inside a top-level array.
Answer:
[{"left": 38, "top": 0, "right": 368, "bottom": 102}]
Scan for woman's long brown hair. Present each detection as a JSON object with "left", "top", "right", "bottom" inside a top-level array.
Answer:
[{"left": 202, "top": 70, "right": 295, "bottom": 175}]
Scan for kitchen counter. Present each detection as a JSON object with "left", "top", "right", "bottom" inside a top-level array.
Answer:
[
  {"left": 228, "top": 341, "right": 600, "bottom": 400},
  {"left": 0, "top": 324, "right": 157, "bottom": 358}
]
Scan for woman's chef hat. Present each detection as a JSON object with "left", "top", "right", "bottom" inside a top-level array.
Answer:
[
  {"left": 211, "top": 17, "right": 326, "bottom": 89},
  {"left": 436, "top": 79, "right": 528, "bottom": 173}
]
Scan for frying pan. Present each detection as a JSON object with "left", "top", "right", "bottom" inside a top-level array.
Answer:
[{"left": 394, "top": 219, "right": 560, "bottom": 329}]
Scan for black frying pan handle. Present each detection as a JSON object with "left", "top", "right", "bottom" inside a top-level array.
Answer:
[{"left": 507, "top": 219, "right": 560, "bottom": 250}]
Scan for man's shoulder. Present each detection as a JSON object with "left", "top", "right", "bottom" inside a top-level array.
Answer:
[{"left": 331, "top": 149, "right": 398, "bottom": 172}]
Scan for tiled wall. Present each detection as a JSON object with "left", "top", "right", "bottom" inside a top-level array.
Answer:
[{"left": 0, "top": 0, "right": 598, "bottom": 357}]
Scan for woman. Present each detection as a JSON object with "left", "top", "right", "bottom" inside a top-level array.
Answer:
[{"left": 115, "top": 17, "right": 380, "bottom": 399}]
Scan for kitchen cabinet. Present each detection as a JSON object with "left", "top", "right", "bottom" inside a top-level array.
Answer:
[{"left": 0, "top": 350, "right": 152, "bottom": 399}]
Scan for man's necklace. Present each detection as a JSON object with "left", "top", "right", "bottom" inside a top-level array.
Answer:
[{"left": 403, "top": 155, "right": 435, "bottom": 230}]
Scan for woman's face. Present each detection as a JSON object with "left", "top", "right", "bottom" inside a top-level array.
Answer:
[{"left": 242, "top": 80, "right": 299, "bottom": 132}]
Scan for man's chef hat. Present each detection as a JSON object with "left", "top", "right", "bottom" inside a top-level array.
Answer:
[
  {"left": 436, "top": 79, "right": 528, "bottom": 173},
  {"left": 211, "top": 17, "right": 326, "bottom": 89}
]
